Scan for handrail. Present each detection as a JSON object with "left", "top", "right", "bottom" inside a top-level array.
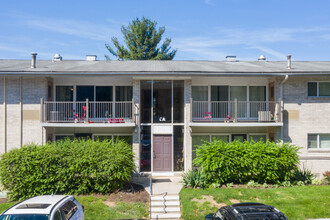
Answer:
[
  {"left": 191, "top": 100, "right": 282, "bottom": 122},
  {"left": 42, "top": 100, "right": 133, "bottom": 123}
]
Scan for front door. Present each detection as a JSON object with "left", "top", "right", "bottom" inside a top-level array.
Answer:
[{"left": 153, "top": 135, "right": 172, "bottom": 172}]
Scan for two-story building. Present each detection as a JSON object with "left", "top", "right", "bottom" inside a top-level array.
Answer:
[{"left": 1, "top": 54, "right": 329, "bottom": 176}]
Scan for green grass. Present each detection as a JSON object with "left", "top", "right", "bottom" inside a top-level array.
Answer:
[
  {"left": 0, "top": 196, "right": 149, "bottom": 220},
  {"left": 180, "top": 185, "right": 330, "bottom": 220}
]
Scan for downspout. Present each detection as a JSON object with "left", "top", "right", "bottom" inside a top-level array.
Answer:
[
  {"left": 3, "top": 76, "right": 6, "bottom": 153},
  {"left": 280, "top": 75, "right": 289, "bottom": 141},
  {"left": 20, "top": 77, "right": 22, "bottom": 147}
]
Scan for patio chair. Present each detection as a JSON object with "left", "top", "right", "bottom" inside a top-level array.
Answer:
[{"left": 204, "top": 112, "right": 212, "bottom": 121}]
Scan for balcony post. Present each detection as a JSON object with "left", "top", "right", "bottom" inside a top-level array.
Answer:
[
  {"left": 190, "top": 98, "right": 193, "bottom": 122},
  {"left": 234, "top": 98, "right": 238, "bottom": 122},
  {"left": 278, "top": 98, "right": 282, "bottom": 123},
  {"left": 86, "top": 99, "right": 89, "bottom": 123},
  {"left": 132, "top": 98, "right": 134, "bottom": 123},
  {"left": 40, "top": 98, "right": 44, "bottom": 122}
]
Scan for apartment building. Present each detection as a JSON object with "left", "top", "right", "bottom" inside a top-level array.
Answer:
[{"left": 0, "top": 54, "right": 329, "bottom": 176}]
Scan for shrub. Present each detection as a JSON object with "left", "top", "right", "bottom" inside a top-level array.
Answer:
[
  {"left": 296, "top": 181, "right": 305, "bottom": 186},
  {"left": 323, "top": 171, "right": 330, "bottom": 185},
  {"left": 282, "top": 181, "right": 291, "bottom": 187},
  {"left": 182, "top": 169, "right": 206, "bottom": 188},
  {"left": 247, "top": 180, "right": 260, "bottom": 188},
  {"left": 0, "top": 139, "right": 135, "bottom": 200},
  {"left": 193, "top": 140, "right": 300, "bottom": 185},
  {"left": 290, "top": 167, "right": 314, "bottom": 184},
  {"left": 312, "top": 178, "right": 322, "bottom": 185}
]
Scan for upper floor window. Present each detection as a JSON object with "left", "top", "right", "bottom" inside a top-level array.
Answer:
[
  {"left": 308, "top": 134, "right": 330, "bottom": 149},
  {"left": 308, "top": 82, "right": 330, "bottom": 97}
]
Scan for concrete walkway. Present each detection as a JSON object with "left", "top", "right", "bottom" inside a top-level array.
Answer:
[{"left": 131, "top": 175, "right": 183, "bottom": 219}]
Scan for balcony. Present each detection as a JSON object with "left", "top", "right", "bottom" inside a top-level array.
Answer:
[
  {"left": 40, "top": 99, "right": 135, "bottom": 127},
  {"left": 190, "top": 99, "right": 282, "bottom": 126}
]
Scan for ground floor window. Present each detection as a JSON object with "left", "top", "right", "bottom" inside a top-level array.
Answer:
[
  {"left": 140, "top": 126, "right": 151, "bottom": 172},
  {"left": 54, "top": 134, "right": 132, "bottom": 145},
  {"left": 308, "top": 134, "right": 330, "bottom": 149},
  {"left": 174, "top": 126, "right": 184, "bottom": 171}
]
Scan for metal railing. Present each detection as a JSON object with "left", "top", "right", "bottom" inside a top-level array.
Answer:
[
  {"left": 41, "top": 99, "right": 133, "bottom": 123},
  {"left": 191, "top": 99, "right": 282, "bottom": 122}
]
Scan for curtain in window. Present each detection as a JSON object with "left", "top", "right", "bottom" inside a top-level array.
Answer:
[
  {"left": 249, "top": 86, "right": 266, "bottom": 118},
  {"left": 192, "top": 86, "right": 208, "bottom": 119},
  {"left": 230, "top": 86, "right": 247, "bottom": 118}
]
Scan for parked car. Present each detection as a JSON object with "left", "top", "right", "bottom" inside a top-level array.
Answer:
[
  {"left": 205, "top": 203, "right": 288, "bottom": 220},
  {"left": 0, "top": 195, "right": 84, "bottom": 220}
]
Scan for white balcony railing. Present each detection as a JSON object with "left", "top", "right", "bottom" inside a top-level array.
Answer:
[
  {"left": 41, "top": 99, "right": 133, "bottom": 123},
  {"left": 191, "top": 99, "right": 282, "bottom": 123}
]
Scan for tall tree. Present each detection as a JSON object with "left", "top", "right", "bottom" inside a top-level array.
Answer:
[{"left": 105, "top": 17, "right": 177, "bottom": 60}]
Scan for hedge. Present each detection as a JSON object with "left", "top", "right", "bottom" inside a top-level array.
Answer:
[
  {"left": 193, "top": 140, "right": 300, "bottom": 184},
  {"left": 0, "top": 139, "right": 135, "bottom": 200}
]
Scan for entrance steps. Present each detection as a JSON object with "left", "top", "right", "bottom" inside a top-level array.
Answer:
[{"left": 150, "top": 194, "right": 181, "bottom": 219}]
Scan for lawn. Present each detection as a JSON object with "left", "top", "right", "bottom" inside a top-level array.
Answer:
[
  {"left": 0, "top": 196, "right": 149, "bottom": 220},
  {"left": 180, "top": 185, "right": 330, "bottom": 220}
]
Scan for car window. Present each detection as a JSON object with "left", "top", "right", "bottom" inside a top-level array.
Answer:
[
  {"left": 0, "top": 214, "right": 49, "bottom": 220},
  {"left": 60, "top": 200, "right": 78, "bottom": 220},
  {"left": 53, "top": 210, "right": 63, "bottom": 220}
]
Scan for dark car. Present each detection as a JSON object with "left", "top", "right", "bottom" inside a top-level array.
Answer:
[{"left": 205, "top": 203, "right": 288, "bottom": 220}]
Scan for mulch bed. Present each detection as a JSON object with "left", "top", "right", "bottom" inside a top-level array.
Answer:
[{"left": 0, "top": 182, "right": 149, "bottom": 205}]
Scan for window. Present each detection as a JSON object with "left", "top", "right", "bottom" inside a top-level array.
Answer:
[
  {"left": 192, "top": 135, "right": 209, "bottom": 162},
  {"left": 56, "top": 86, "right": 73, "bottom": 101},
  {"left": 174, "top": 126, "right": 184, "bottom": 171},
  {"left": 60, "top": 200, "right": 78, "bottom": 220},
  {"left": 249, "top": 135, "right": 267, "bottom": 142},
  {"left": 308, "top": 82, "right": 330, "bottom": 97},
  {"left": 76, "top": 86, "right": 94, "bottom": 101},
  {"left": 96, "top": 86, "right": 112, "bottom": 101},
  {"left": 116, "top": 86, "right": 132, "bottom": 101},
  {"left": 308, "top": 134, "right": 330, "bottom": 149},
  {"left": 192, "top": 86, "right": 208, "bottom": 101}
]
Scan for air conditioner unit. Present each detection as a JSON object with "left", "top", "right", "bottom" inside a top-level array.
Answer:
[{"left": 258, "top": 111, "right": 271, "bottom": 121}]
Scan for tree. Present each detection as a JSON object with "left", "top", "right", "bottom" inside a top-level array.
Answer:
[{"left": 105, "top": 17, "right": 177, "bottom": 60}]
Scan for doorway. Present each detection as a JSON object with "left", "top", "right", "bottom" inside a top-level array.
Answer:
[{"left": 153, "top": 135, "right": 172, "bottom": 172}]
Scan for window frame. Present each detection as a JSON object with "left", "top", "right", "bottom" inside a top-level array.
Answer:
[
  {"left": 307, "top": 82, "right": 330, "bottom": 97},
  {"left": 308, "top": 133, "right": 330, "bottom": 150}
]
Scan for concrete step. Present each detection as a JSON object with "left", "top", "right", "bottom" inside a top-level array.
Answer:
[
  {"left": 151, "top": 195, "right": 180, "bottom": 201},
  {"left": 150, "top": 213, "right": 181, "bottom": 219},
  {"left": 151, "top": 207, "right": 181, "bottom": 212},
  {"left": 151, "top": 201, "right": 180, "bottom": 206}
]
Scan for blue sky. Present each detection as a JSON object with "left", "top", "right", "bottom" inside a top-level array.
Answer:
[{"left": 1, "top": 0, "right": 330, "bottom": 61}]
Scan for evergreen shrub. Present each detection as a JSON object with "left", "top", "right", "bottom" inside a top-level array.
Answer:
[
  {"left": 0, "top": 139, "right": 135, "bottom": 200},
  {"left": 193, "top": 140, "right": 300, "bottom": 185}
]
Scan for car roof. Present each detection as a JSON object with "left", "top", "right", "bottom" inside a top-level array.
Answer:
[
  {"left": 227, "top": 203, "right": 286, "bottom": 220},
  {"left": 3, "top": 195, "right": 70, "bottom": 215}
]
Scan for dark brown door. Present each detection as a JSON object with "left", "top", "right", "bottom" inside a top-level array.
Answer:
[{"left": 153, "top": 135, "right": 172, "bottom": 171}]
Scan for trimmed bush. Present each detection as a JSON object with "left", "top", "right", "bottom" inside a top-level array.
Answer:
[
  {"left": 193, "top": 140, "right": 300, "bottom": 185},
  {"left": 0, "top": 139, "right": 135, "bottom": 200}
]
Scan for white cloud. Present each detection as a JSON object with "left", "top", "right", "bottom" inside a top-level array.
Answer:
[
  {"left": 205, "top": 0, "right": 215, "bottom": 5},
  {"left": 173, "top": 26, "right": 330, "bottom": 60}
]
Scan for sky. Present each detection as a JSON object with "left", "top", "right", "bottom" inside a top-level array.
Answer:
[{"left": 1, "top": 0, "right": 330, "bottom": 61}]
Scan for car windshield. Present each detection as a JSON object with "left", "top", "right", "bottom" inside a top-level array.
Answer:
[{"left": 0, "top": 214, "right": 49, "bottom": 220}]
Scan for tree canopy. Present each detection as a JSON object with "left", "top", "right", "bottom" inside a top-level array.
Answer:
[{"left": 105, "top": 17, "right": 177, "bottom": 60}]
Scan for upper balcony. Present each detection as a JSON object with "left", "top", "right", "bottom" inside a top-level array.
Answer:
[
  {"left": 40, "top": 99, "right": 135, "bottom": 127},
  {"left": 190, "top": 99, "right": 283, "bottom": 127}
]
